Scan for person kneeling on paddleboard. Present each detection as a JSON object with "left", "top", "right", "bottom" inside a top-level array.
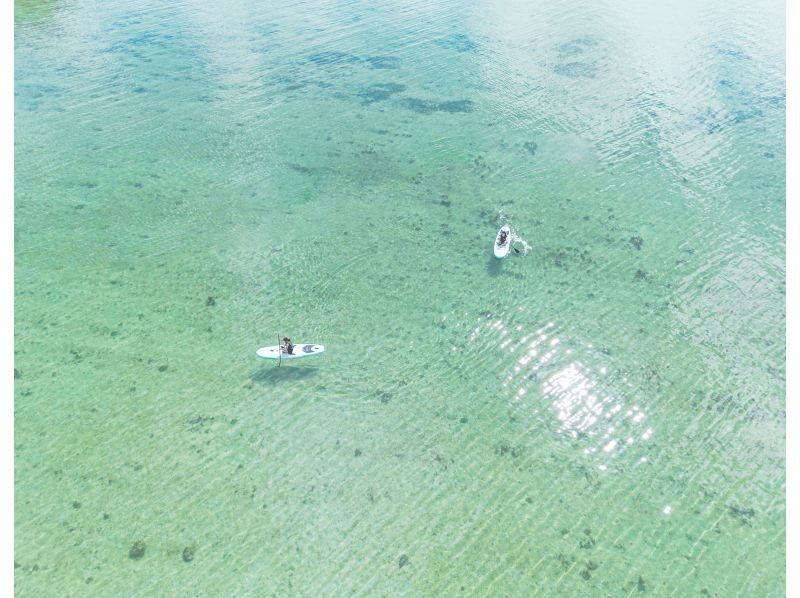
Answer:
[
  {"left": 498, "top": 229, "right": 509, "bottom": 247},
  {"left": 282, "top": 337, "right": 294, "bottom": 355}
]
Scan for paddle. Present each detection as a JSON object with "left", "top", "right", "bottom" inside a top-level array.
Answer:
[{"left": 277, "top": 334, "right": 282, "bottom": 368}]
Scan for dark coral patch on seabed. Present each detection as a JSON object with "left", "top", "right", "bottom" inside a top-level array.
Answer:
[
  {"left": 555, "top": 36, "right": 598, "bottom": 57},
  {"left": 712, "top": 44, "right": 749, "bottom": 60},
  {"left": 307, "top": 51, "right": 360, "bottom": 65},
  {"left": 436, "top": 33, "right": 478, "bottom": 52},
  {"left": 523, "top": 141, "right": 538, "bottom": 155},
  {"left": 287, "top": 163, "right": 312, "bottom": 174},
  {"left": 400, "top": 98, "right": 438, "bottom": 114},
  {"left": 359, "top": 83, "right": 406, "bottom": 104},
  {"left": 438, "top": 100, "right": 474, "bottom": 113},
  {"left": 400, "top": 98, "right": 474, "bottom": 114},
  {"left": 727, "top": 504, "right": 756, "bottom": 525},
  {"left": 553, "top": 62, "right": 597, "bottom": 78},
  {"left": 366, "top": 56, "right": 400, "bottom": 69},
  {"left": 128, "top": 540, "right": 146, "bottom": 559}
]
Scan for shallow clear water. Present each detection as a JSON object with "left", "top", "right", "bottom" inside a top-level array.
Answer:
[{"left": 14, "top": 0, "right": 785, "bottom": 594}]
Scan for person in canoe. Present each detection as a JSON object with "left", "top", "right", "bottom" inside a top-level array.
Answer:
[{"left": 282, "top": 337, "right": 294, "bottom": 355}]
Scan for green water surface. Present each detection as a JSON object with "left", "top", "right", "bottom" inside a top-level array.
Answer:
[{"left": 15, "top": 0, "right": 785, "bottom": 594}]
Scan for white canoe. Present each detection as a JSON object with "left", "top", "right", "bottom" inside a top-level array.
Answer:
[
  {"left": 494, "top": 225, "right": 511, "bottom": 258},
  {"left": 256, "top": 344, "right": 325, "bottom": 360}
]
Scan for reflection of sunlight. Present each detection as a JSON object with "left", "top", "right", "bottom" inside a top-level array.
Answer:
[
  {"left": 540, "top": 358, "right": 651, "bottom": 469},
  {"left": 467, "top": 313, "right": 652, "bottom": 471}
]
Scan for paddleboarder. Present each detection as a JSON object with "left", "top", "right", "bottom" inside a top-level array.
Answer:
[{"left": 498, "top": 228, "right": 509, "bottom": 248}]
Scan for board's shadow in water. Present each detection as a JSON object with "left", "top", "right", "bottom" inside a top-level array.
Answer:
[
  {"left": 487, "top": 256, "right": 503, "bottom": 277},
  {"left": 251, "top": 366, "right": 319, "bottom": 384}
]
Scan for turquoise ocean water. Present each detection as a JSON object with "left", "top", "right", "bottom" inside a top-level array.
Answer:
[{"left": 15, "top": 0, "right": 785, "bottom": 594}]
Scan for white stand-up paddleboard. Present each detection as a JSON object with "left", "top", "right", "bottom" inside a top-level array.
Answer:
[
  {"left": 256, "top": 344, "right": 325, "bottom": 360},
  {"left": 494, "top": 225, "right": 511, "bottom": 258}
]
